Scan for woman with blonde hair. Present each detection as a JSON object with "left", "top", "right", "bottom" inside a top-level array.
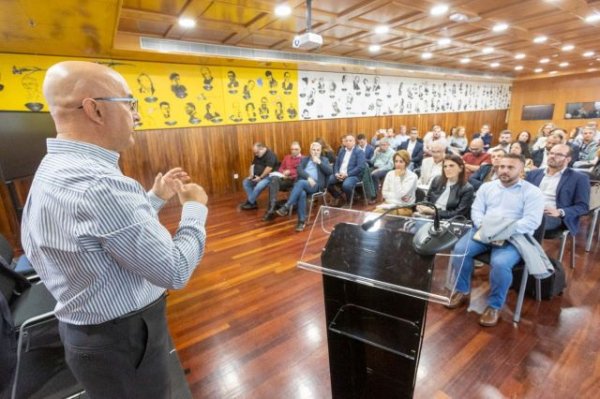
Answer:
[
  {"left": 375, "top": 150, "right": 418, "bottom": 216},
  {"left": 448, "top": 126, "right": 468, "bottom": 155},
  {"left": 531, "top": 122, "right": 555, "bottom": 151}
]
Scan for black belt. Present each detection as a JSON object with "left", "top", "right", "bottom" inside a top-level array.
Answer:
[{"left": 113, "top": 293, "right": 167, "bottom": 323}]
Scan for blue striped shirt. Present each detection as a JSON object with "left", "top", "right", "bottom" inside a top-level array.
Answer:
[{"left": 21, "top": 139, "right": 207, "bottom": 325}]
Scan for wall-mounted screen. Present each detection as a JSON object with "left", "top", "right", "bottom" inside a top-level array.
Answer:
[
  {"left": 521, "top": 104, "right": 555, "bottom": 121},
  {"left": 564, "top": 101, "right": 600, "bottom": 119},
  {"left": 0, "top": 111, "right": 55, "bottom": 181}
]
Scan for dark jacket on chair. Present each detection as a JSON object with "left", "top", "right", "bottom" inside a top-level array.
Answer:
[
  {"left": 526, "top": 168, "right": 590, "bottom": 235},
  {"left": 333, "top": 147, "right": 366, "bottom": 178},
  {"left": 398, "top": 140, "right": 424, "bottom": 168},
  {"left": 426, "top": 176, "right": 475, "bottom": 219},
  {"left": 297, "top": 156, "right": 333, "bottom": 190}
]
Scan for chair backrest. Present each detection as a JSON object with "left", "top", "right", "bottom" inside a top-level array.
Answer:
[
  {"left": 415, "top": 188, "right": 426, "bottom": 202},
  {"left": 590, "top": 180, "right": 600, "bottom": 211},
  {"left": 0, "top": 263, "right": 31, "bottom": 307},
  {"left": 0, "top": 233, "right": 14, "bottom": 267}
]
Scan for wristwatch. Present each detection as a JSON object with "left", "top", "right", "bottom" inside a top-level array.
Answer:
[{"left": 558, "top": 209, "right": 565, "bottom": 218}]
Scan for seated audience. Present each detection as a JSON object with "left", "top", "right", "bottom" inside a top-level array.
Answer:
[
  {"left": 316, "top": 137, "right": 336, "bottom": 164},
  {"left": 418, "top": 142, "right": 446, "bottom": 191},
  {"left": 509, "top": 141, "right": 534, "bottom": 172},
  {"left": 526, "top": 143, "right": 590, "bottom": 234},
  {"left": 327, "top": 134, "right": 366, "bottom": 207},
  {"left": 447, "top": 154, "right": 545, "bottom": 327},
  {"left": 491, "top": 130, "right": 513, "bottom": 153},
  {"left": 517, "top": 130, "right": 532, "bottom": 147},
  {"left": 469, "top": 148, "right": 505, "bottom": 190},
  {"left": 472, "top": 124, "right": 493, "bottom": 152},
  {"left": 369, "top": 138, "right": 395, "bottom": 189},
  {"left": 370, "top": 129, "right": 386, "bottom": 147},
  {"left": 572, "top": 126, "right": 598, "bottom": 168},
  {"left": 531, "top": 122, "right": 555, "bottom": 152},
  {"left": 448, "top": 126, "right": 468, "bottom": 155},
  {"left": 416, "top": 154, "right": 474, "bottom": 219},
  {"left": 423, "top": 125, "right": 448, "bottom": 156},
  {"left": 262, "top": 142, "right": 302, "bottom": 221},
  {"left": 532, "top": 131, "right": 564, "bottom": 168},
  {"left": 391, "top": 125, "right": 409, "bottom": 149},
  {"left": 357, "top": 133, "right": 375, "bottom": 161},
  {"left": 275, "top": 142, "right": 333, "bottom": 232},
  {"left": 375, "top": 150, "right": 418, "bottom": 216},
  {"left": 462, "top": 138, "right": 491, "bottom": 178},
  {"left": 399, "top": 127, "right": 424, "bottom": 170},
  {"left": 242, "top": 142, "right": 278, "bottom": 210}
]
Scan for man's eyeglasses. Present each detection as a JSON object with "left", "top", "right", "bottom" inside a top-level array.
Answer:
[
  {"left": 548, "top": 152, "right": 568, "bottom": 158},
  {"left": 78, "top": 97, "right": 138, "bottom": 112}
]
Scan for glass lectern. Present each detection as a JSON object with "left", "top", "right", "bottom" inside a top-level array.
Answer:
[{"left": 298, "top": 207, "right": 472, "bottom": 398}]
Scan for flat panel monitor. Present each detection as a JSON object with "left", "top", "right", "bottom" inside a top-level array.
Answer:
[
  {"left": 521, "top": 104, "right": 555, "bottom": 121},
  {"left": 0, "top": 111, "right": 56, "bottom": 181}
]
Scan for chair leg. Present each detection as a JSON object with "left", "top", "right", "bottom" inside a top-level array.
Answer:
[
  {"left": 306, "top": 198, "right": 314, "bottom": 225},
  {"left": 587, "top": 209, "right": 599, "bottom": 251},
  {"left": 557, "top": 231, "right": 568, "bottom": 263},
  {"left": 514, "top": 267, "right": 529, "bottom": 323},
  {"left": 348, "top": 189, "right": 355, "bottom": 209},
  {"left": 535, "top": 278, "right": 542, "bottom": 302},
  {"left": 362, "top": 186, "right": 369, "bottom": 206},
  {"left": 571, "top": 234, "right": 576, "bottom": 269}
]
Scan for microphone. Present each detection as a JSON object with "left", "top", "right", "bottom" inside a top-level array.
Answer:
[
  {"left": 361, "top": 203, "right": 417, "bottom": 231},
  {"left": 412, "top": 202, "right": 459, "bottom": 255}
]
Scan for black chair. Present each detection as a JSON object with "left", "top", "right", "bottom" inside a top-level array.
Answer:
[
  {"left": 415, "top": 188, "right": 426, "bottom": 203},
  {"left": 473, "top": 220, "right": 546, "bottom": 323},
  {"left": 0, "top": 265, "right": 83, "bottom": 399},
  {"left": 544, "top": 228, "right": 576, "bottom": 269},
  {"left": 0, "top": 234, "right": 36, "bottom": 278}
]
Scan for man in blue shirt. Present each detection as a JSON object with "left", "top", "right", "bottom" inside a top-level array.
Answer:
[{"left": 447, "top": 154, "right": 544, "bottom": 327}]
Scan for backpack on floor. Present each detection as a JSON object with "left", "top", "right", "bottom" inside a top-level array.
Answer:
[{"left": 511, "top": 257, "right": 566, "bottom": 300}]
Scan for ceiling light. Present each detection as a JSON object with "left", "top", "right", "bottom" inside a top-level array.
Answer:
[
  {"left": 559, "top": 62, "right": 569, "bottom": 67},
  {"left": 374, "top": 25, "right": 389, "bottom": 34},
  {"left": 533, "top": 36, "right": 548, "bottom": 43},
  {"left": 449, "top": 12, "right": 468, "bottom": 22},
  {"left": 438, "top": 38, "right": 451, "bottom": 45},
  {"left": 515, "top": 65, "right": 524, "bottom": 70},
  {"left": 588, "top": 68, "right": 598, "bottom": 72},
  {"left": 583, "top": 51, "right": 595, "bottom": 57},
  {"left": 368, "top": 44, "right": 381, "bottom": 52},
  {"left": 367, "top": 66, "right": 376, "bottom": 70},
  {"left": 540, "top": 58, "right": 550, "bottom": 63},
  {"left": 561, "top": 44, "right": 574, "bottom": 51},
  {"left": 431, "top": 5, "right": 449, "bottom": 16},
  {"left": 178, "top": 17, "right": 196, "bottom": 28},
  {"left": 585, "top": 13, "right": 600, "bottom": 23},
  {"left": 549, "top": 70, "right": 558, "bottom": 74},
  {"left": 422, "top": 52, "right": 433, "bottom": 59},
  {"left": 482, "top": 47, "right": 494, "bottom": 54},
  {"left": 534, "top": 68, "right": 544, "bottom": 73},
  {"left": 490, "top": 62, "right": 500, "bottom": 68},
  {"left": 514, "top": 53, "right": 526, "bottom": 60},
  {"left": 492, "top": 23, "right": 509, "bottom": 32},
  {"left": 274, "top": 4, "right": 292, "bottom": 17},
  {"left": 460, "top": 58, "right": 471, "bottom": 64}
]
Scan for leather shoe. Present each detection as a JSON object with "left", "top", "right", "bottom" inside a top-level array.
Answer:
[
  {"left": 262, "top": 211, "right": 276, "bottom": 221},
  {"left": 295, "top": 221, "right": 306, "bottom": 232},
  {"left": 241, "top": 202, "right": 258, "bottom": 210},
  {"left": 445, "top": 292, "right": 470, "bottom": 309},
  {"left": 479, "top": 306, "right": 500, "bottom": 327},
  {"left": 276, "top": 205, "right": 289, "bottom": 217}
]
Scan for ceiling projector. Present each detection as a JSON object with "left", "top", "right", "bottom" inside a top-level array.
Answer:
[{"left": 292, "top": 32, "right": 323, "bottom": 50}]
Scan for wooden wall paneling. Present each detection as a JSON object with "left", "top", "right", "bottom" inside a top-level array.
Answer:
[
  {"left": 508, "top": 72, "right": 600, "bottom": 136},
  {"left": 0, "top": 110, "right": 507, "bottom": 247}
]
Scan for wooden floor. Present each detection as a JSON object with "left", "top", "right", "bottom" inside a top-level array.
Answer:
[{"left": 160, "top": 192, "right": 600, "bottom": 399}]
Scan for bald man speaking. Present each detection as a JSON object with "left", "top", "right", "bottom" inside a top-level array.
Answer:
[{"left": 21, "top": 61, "right": 208, "bottom": 398}]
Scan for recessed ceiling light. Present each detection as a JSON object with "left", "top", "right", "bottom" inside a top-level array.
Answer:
[
  {"left": 561, "top": 44, "right": 574, "bottom": 51},
  {"left": 438, "top": 38, "right": 451, "bottom": 45},
  {"left": 533, "top": 36, "right": 548, "bottom": 43},
  {"left": 431, "top": 4, "right": 449, "bottom": 16},
  {"left": 178, "top": 17, "right": 196, "bottom": 28},
  {"left": 449, "top": 12, "right": 468, "bottom": 22},
  {"left": 514, "top": 53, "right": 526, "bottom": 59},
  {"left": 482, "top": 47, "right": 494, "bottom": 54},
  {"left": 534, "top": 68, "right": 544, "bottom": 73},
  {"left": 549, "top": 70, "right": 558, "bottom": 74},
  {"left": 374, "top": 25, "right": 389, "bottom": 34},
  {"left": 274, "top": 4, "right": 292, "bottom": 17},
  {"left": 540, "top": 58, "right": 550, "bottom": 63},
  {"left": 515, "top": 65, "right": 524, "bottom": 71},
  {"left": 585, "top": 13, "right": 600, "bottom": 23},
  {"left": 492, "top": 23, "right": 509, "bottom": 32},
  {"left": 490, "top": 62, "right": 500, "bottom": 68},
  {"left": 459, "top": 58, "right": 471, "bottom": 64},
  {"left": 588, "top": 68, "right": 598, "bottom": 72},
  {"left": 422, "top": 52, "right": 433, "bottom": 59},
  {"left": 367, "top": 66, "right": 376, "bottom": 70},
  {"left": 583, "top": 51, "right": 595, "bottom": 57},
  {"left": 369, "top": 44, "right": 381, "bottom": 53},
  {"left": 559, "top": 62, "right": 569, "bottom": 67}
]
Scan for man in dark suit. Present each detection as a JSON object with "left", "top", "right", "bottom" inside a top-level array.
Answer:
[
  {"left": 526, "top": 143, "right": 590, "bottom": 235},
  {"left": 532, "top": 129, "right": 579, "bottom": 168},
  {"left": 356, "top": 133, "right": 375, "bottom": 161},
  {"left": 327, "top": 134, "right": 366, "bottom": 207},
  {"left": 399, "top": 127, "right": 424, "bottom": 170}
]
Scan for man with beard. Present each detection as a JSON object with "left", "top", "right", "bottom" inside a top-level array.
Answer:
[
  {"left": 468, "top": 148, "right": 505, "bottom": 190},
  {"left": 447, "top": 154, "right": 544, "bottom": 327}
]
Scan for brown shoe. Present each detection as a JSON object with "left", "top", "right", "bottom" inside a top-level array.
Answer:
[
  {"left": 479, "top": 306, "right": 500, "bottom": 327},
  {"left": 446, "top": 292, "right": 469, "bottom": 309}
]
